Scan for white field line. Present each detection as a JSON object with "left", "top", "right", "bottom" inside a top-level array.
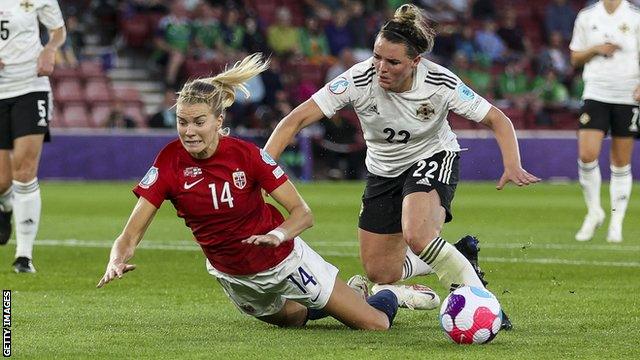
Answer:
[{"left": 35, "top": 239, "right": 640, "bottom": 268}]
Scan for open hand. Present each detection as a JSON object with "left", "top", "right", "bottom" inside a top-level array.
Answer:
[
  {"left": 241, "top": 234, "right": 283, "bottom": 247},
  {"left": 496, "top": 166, "right": 541, "bottom": 190},
  {"left": 97, "top": 261, "right": 137, "bottom": 288}
]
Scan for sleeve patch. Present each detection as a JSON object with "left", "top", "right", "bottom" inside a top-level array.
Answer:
[
  {"left": 457, "top": 84, "right": 475, "bottom": 102},
  {"left": 329, "top": 77, "right": 350, "bottom": 94},
  {"left": 139, "top": 167, "right": 159, "bottom": 189},
  {"left": 260, "top": 149, "right": 277, "bottom": 166},
  {"left": 272, "top": 166, "right": 285, "bottom": 179}
]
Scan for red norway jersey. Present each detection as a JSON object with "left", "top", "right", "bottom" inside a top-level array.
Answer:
[{"left": 133, "top": 137, "right": 292, "bottom": 275}]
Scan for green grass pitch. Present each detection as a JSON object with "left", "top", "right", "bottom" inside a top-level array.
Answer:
[{"left": 1, "top": 181, "right": 638, "bottom": 359}]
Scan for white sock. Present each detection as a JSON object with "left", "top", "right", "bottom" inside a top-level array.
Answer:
[
  {"left": 13, "top": 178, "right": 41, "bottom": 259},
  {"left": 0, "top": 187, "right": 12, "bottom": 212},
  {"left": 417, "top": 237, "right": 484, "bottom": 291},
  {"left": 578, "top": 160, "right": 602, "bottom": 214},
  {"left": 401, "top": 247, "right": 433, "bottom": 280},
  {"left": 610, "top": 165, "right": 632, "bottom": 226}
]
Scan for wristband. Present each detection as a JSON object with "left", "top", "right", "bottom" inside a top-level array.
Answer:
[{"left": 267, "top": 228, "right": 287, "bottom": 243}]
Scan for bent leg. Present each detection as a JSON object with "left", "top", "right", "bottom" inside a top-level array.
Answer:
[
  {"left": 358, "top": 230, "right": 406, "bottom": 284},
  {"left": 257, "top": 300, "right": 308, "bottom": 328}
]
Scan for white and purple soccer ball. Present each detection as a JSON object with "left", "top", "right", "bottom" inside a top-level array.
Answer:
[{"left": 439, "top": 286, "right": 502, "bottom": 345}]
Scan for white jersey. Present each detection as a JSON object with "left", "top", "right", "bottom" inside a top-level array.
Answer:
[
  {"left": 312, "top": 57, "right": 491, "bottom": 177},
  {"left": 569, "top": 0, "right": 640, "bottom": 105},
  {"left": 0, "top": 0, "right": 64, "bottom": 99}
]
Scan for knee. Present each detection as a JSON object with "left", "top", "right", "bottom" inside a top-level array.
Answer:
[
  {"left": 364, "top": 266, "right": 401, "bottom": 285},
  {"left": 403, "top": 227, "right": 441, "bottom": 255},
  {"left": 12, "top": 162, "right": 38, "bottom": 183},
  {"left": 578, "top": 151, "right": 599, "bottom": 164}
]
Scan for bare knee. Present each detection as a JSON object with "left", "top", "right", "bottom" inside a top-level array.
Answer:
[
  {"left": 403, "top": 227, "right": 441, "bottom": 255},
  {"left": 364, "top": 264, "right": 401, "bottom": 284},
  {"left": 12, "top": 165, "right": 38, "bottom": 183},
  {"left": 579, "top": 152, "right": 599, "bottom": 164}
]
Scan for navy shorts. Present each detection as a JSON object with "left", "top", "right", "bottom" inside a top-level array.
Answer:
[
  {"left": 0, "top": 91, "right": 51, "bottom": 149},
  {"left": 358, "top": 150, "right": 459, "bottom": 234},
  {"left": 578, "top": 99, "right": 639, "bottom": 137}
]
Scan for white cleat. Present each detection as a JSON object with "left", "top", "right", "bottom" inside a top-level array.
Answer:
[
  {"left": 575, "top": 209, "right": 605, "bottom": 241},
  {"left": 371, "top": 283, "right": 440, "bottom": 310},
  {"left": 347, "top": 274, "right": 369, "bottom": 300},
  {"left": 606, "top": 224, "right": 623, "bottom": 243}
]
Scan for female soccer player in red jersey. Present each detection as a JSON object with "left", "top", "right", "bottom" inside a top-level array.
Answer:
[{"left": 97, "top": 54, "right": 438, "bottom": 330}]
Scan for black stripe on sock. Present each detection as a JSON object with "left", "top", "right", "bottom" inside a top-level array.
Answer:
[{"left": 420, "top": 237, "right": 445, "bottom": 264}]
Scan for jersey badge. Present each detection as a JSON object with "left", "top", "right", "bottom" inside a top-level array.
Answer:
[
  {"left": 579, "top": 113, "right": 591, "bottom": 125},
  {"left": 20, "top": 0, "right": 35, "bottom": 12},
  {"left": 272, "top": 166, "right": 284, "bottom": 179},
  {"left": 457, "top": 84, "right": 475, "bottom": 102},
  {"left": 139, "top": 167, "right": 159, "bottom": 189},
  {"left": 328, "top": 77, "right": 349, "bottom": 94},
  {"left": 260, "top": 149, "right": 277, "bottom": 166},
  {"left": 183, "top": 167, "right": 202, "bottom": 177},
  {"left": 619, "top": 23, "right": 630, "bottom": 34},
  {"left": 232, "top": 170, "right": 247, "bottom": 189},
  {"left": 417, "top": 102, "right": 435, "bottom": 121}
]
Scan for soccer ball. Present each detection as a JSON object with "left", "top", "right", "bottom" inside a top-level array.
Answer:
[{"left": 439, "top": 286, "right": 502, "bottom": 344}]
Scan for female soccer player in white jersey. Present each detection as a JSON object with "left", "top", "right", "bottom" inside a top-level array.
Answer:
[
  {"left": 97, "top": 54, "right": 439, "bottom": 330},
  {"left": 0, "top": 0, "right": 66, "bottom": 273},
  {"left": 570, "top": 0, "right": 640, "bottom": 243},
  {"left": 265, "top": 4, "right": 540, "bottom": 329}
]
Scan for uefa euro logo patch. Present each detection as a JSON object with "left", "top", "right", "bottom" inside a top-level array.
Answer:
[
  {"left": 260, "top": 149, "right": 277, "bottom": 166},
  {"left": 457, "top": 84, "right": 475, "bottom": 102},
  {"left": 139, "top": 167, "right": 159, "bottom": 189},
  {"left": 329, "top": 77, "right": 349, "bottom": 94}
]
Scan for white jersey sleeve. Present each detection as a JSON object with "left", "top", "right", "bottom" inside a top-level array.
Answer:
[
  {"left": 38, "top": 0, "right": 65, "bottom": 30},
  {"left": 311, "top": 62, "right": 372, "bottom": 118},
  {"left": 446, "top": 80, "right": 492, "bottom": 122},
  {"left": 569, "top": 11, "right": 587, "bottom": 51}
]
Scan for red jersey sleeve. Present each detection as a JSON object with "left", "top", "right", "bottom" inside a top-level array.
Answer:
[
  {"left": 249, "top": 145, "right": 289, "bottom": 193},
  {"left": 132, "top": 144, "right": 175, "bottom": 208}
]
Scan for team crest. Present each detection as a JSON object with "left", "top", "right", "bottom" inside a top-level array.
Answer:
[
  {"left": 579, "top": 113, "right": 591, "bottom": 125},
  {"left": 183, "top": 167, "right": 202, "bottom": 177},
  {"left": 417, "top": 102, "right": 435, "bottom": 121},
  {"left": 619, "top": 23, "right": 630, "bottom": 34},
  {"left": 232, "top": 171, "right": 247, "bottom": 189}
]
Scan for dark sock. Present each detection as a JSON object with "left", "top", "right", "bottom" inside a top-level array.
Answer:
[
  {"left": 366, "top": 289, "right": 399, "bottom": 327},
  {"left": 306, "top": 308, "right": 328, "bottom": 321}
]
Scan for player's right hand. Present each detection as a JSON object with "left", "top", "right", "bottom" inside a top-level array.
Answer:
[
  {"left": 97, "top": 261, "right": 137, "bottom": 288},
  {"left": 594, "top": 43, "right": 621, "bottom": 57}
]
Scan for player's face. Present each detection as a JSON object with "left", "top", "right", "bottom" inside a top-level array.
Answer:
[
  {"left": 176, "top": 102, "right": 223, "bottom": 159},
  {"left": 373, "top": 36, "right": 420, "bottom": 92}
]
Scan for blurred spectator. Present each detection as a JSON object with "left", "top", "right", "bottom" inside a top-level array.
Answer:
[
  {"left": 451, "top": 51, "right": 494, "bottom": 98},
  {"left": 544, "top": 0, "right": 577, "bottom": 42},
  {"left": 496, "top": 59, "right": 531, "bottom": 110},
  {"left": 148, "top": 89, "right": 177, "bottom": 128},
  {"left": 454, "top": 24, "right": 481, "bottom": 62},
  {"left": 346, "top": 1, "right": 369, "bottom": 49},
  {"left": 221, "top": 8, "right": 246, "bottom": 54},
  {"left": 56, "top": 14, "right": 82, "bottom": 67},
  {"left": 497, "top": 7, "right": 530, "bottom": 59},
  {"left": 326, "top": 48, "right": 356, "bottom": 82},
  {"left": 418, "top": 0, "right": 468, "bottom": 22},
  {"left": 325, "top": 9, "right": 354, "bottom": 56},
  {"left": 105, "top": 101, "right": 137, "bottom": 128},
  {"left": 319, "top": 113, "right": 365, "bottom": 180},
  {"left": 431, "top": 23, "right": 458, "bottom": 63},
  {"left": 472, "top": 0, "right": 496, "bottom": 20},
  {"left": 260, "top": 58, "right": 284, "bottom": 107},
  {"left": 242, "top": 17, "right": 269, "bottom": 54},
  {"left": 267, "top": 7, "right": 301, "bottom": 56},
  {"left": 475, "top": 19, "right": 507, "bottom": 63},
  {"left": 153, "top": 1, "right": 192, "bottom": 87},
  {"left": 298, "top": 17, "right": 331, "bottom": 62},
  {"left": 529, "top": 69, "right": 570, "bottom": 125},
  {"left": 191, "top": 1, "right": 224, "bottom": 61},
  {"left": 90, "top": 0, "right": 119, "bottom": 45},
  {"left": 538, "top": 31, "right": 572, "bottom": 82}
]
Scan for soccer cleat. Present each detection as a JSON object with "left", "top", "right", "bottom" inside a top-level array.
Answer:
[
  {"left": 347, "top": 274, "right": 369, "bottom": 300},
  {"left": 371, "top": 283, "right": 440, "bottom": 310},
  {"left": 455, "top": 235, "right": 514, "bottom": 331},
  {"left": 454, "top": 235, "right": 488, "bottom": 286},
  {"left": 0, "top": 210, "right": 11, "bottom": 245},
  {"left": 606, "top": 224, "right": 622, "bottom": 243},
  {"left": 13, "top": 257, "right": 36, "bottom": 273},
  {"left": 575, "top": 208, "right": 605, "bottom": 241}
]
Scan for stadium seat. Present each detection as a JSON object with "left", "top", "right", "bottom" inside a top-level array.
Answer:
[
  {"left": 61, "top": 104, "right": 93, "bottom": 128},
  {"left": 123, "top": 103, "right": 147, "bottom": 128},
  {"left": 51, "top": 66, "right": 81, "bottom": 83},
  {"left": 90, "top": 104, "right": 113, "bottom": 127},
  {"left": 85, "top": 80, "right": 114, "bottom": 104},
  {"left": 120, "top": 15, "right": 150, "bottom": 49},
  {"left": 55, "top": 79, "right": 84, "bottom": 104},
  {"left": 113, "top": 87, "right": 143, "bottom": 105},
  {"left": 80, "top": 60, "right": 105, "bottom": 79}
]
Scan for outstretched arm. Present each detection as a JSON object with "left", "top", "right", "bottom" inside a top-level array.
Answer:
[
  {"left": 97, "top": 197, "right": 158, "bottom": 288},
  {"left": 480, "top": 106, "right": 541, "bottom": 190},
  {"left": 38, "top": 26, "right": 66, "bottom": 76},
  {"left": 242, "top": 180, "right": 313, "bottom": 247},
  {"left": 264, "top": 99, "right": 325, "bottom": 160}
]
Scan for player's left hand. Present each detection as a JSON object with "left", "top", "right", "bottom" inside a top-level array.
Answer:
[
  {"left": 633, "top": 85, "right": 640, "bottom": 102},
  {"left": 241, "top": 234, "right": 283, "bottom": 247},
  {"left": 96, "top": 261, "right": 137, "bottom": 288},
  {"left": 37, "top": 47, "right": 56, "bottom": 76},
  {"left": 496, "top": 166, "right": 541, "bottom": 190}
]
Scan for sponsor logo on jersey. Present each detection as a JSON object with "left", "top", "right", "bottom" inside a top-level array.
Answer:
[
  {"left": 272, "top": 166, "right": 284, "bottom": 179},
  {"left": 367, "top": 104, "right": 379, "bottom": 115},
  {"left": 579, "top": 113, "right": 591, "bottom": 125},
  {"left": 232, "top": 171, "right": 247, "bottom": 189},
  {"left": 328, "top": 77, "right": 349, "bottom": 94},
  {"left": 260, "top": 149, "right": 277, "bottom": 166},
  {"left": 457, "top": 84, "right": 475, "bottom": 102},
  {"left": 139, "top": 167, "right": 159, "bottom": 189},
  {"left": 417, "top": 102, "right": 434, "bottom": 121},
  {"left": 183, "top": 178, "right": 204, "bottom": 190},
  {"left": 183, "top": 167, "right": 202, "bottom": 177}
]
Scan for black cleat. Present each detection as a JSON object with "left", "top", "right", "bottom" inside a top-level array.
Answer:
[
  {"left": 13, "top": 257, "right": 36, "bottom": 273},
  {"left": 0, "top": 210, "right": 11, "bottom": 245},
  {"left": 455, "top": 235, "right": 514, "bottom": 331},
  {"left": 454, "top": 235, "right": 488, "bottom": 286}
]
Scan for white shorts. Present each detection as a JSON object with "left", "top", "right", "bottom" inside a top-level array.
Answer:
[{"left": 206, "top": 237, "right": 339, "bottom": 317}]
